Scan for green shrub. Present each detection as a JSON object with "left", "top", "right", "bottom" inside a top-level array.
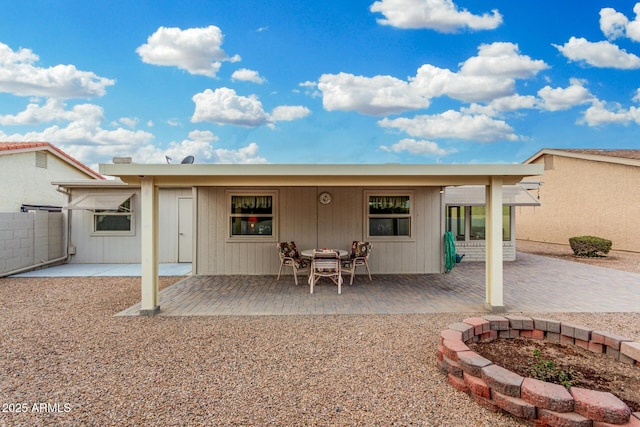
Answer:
[
  {"left": 569, "top": 236, "right": 612, "bottom": 257},
  {"left": 529, "top": 349, "right": 577, "bottom": 389}
]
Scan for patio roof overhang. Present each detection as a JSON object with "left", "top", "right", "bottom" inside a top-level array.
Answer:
[
  {"left": 444, "top": 184, "right": 541, "bottom": 206},
  {"left": 97, "top": 162, "right": 545, "bottom": 316},
  {"left": 99, "top": 163, "right": 544, "bottom": 187}
]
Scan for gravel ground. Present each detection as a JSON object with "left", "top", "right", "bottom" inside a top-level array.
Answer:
[
  {"left": 517, "top": 239, "right": 640, "bottom": 274},
  {"left": 1, "top": 259, "right": 639, "bottom": 426}
]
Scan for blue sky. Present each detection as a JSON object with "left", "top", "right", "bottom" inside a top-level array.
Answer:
[{"left": 1, "top": 0, "right": 639, "bottom": 169}]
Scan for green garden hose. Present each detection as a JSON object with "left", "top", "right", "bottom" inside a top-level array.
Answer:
[{"left": 444, "top": 231, "right": 456, "bottom": 273}]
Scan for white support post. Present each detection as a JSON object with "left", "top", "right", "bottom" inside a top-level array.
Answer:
[
  {"left": 485, "top": 176, "right": 505, "bottom": 311},
  {"left": 140, "top": 176, "right": 160, "bottom": 316}
]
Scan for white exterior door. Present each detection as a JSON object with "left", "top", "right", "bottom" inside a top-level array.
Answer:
[{"left": 178, "top": 198, "right": 192, "bottom": 262}]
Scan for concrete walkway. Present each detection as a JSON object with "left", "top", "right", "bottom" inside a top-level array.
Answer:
[
  {"left": 12, "top": 263, "right": 192, "bottom": 277},
  {"left": 117, "top": 253, "right": 640, "bottom": 316}
]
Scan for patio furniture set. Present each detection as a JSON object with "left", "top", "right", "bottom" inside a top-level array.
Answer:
[{"left": 276, "top": 241, "right": 372, "bottom": 294}]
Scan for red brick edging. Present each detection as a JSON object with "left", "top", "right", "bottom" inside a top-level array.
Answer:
[{"left": 437, "top": 316, "right": 640, "bottom": 426}]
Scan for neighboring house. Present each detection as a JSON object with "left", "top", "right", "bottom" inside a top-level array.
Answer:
[
  {"left": 0, "top": 142, "right": 103, "bottom": 212},
  {"left": 0, "top": 142, "right": 103, "bottom": 276},
  {"left": 444, "top": 184, "right": 540, "bottom": 261},
  {"left": 99, "top": 162, "right": 544, "bottom": 314},
  {"left": 517, "top": 148, "right": 640, "bottom": 253},
  {"left": 52, "top": 180, "right": 193, "bottom": 264}
]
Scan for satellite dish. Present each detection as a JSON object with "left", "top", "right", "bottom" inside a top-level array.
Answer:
[
  {"left": 165, "top": 155, "right": 172, "bottom": 164},
  {"left": 181, "top": 155, "right": 195, "bottom": 164}
]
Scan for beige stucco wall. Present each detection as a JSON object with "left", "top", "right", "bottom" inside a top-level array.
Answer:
[
  {"left": 0, "top": 151, "right": 93, "bottom": 212},
  {"left": 516, "top": 154, "right": 640, "bottom": 252},
  {"left": 196, "top": 186, "right": 443, "bottom": 275}
]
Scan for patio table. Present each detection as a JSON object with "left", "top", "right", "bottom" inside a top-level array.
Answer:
[{"left": 300, "top": 249, "right": 349, "bottom": 259}]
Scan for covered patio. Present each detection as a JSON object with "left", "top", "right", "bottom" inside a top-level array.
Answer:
[
  {"left": 116, "top": 252, "right": 640, "bottom": 316},
  {"left": 100, "top": 162, "right": 544, "bottom": 316}
]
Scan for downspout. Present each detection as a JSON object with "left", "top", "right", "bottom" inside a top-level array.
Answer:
[{"left": 0, "top": 186, "right": 72, "bottom": 278}]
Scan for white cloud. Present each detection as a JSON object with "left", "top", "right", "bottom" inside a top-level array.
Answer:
[
  {"left": 231, "top": 68, "right": 266, "bottom": 84},
  {"left": 154, "top": 131, "right": 267, "bottom": 164},
  {"left": 462, "top": 95, "right": 538, "bottom": 116},
  {"left": 370, "top": 0, "right": 502, "bottom": 32},
  {"left": 117, "top": 117, "right": 139, "bottom": 129},
  {"left": 537, "top": 79, "right": 594, "bottom": 111},
  {"left": 212, "top": 142, "right": 267, "bottom": 164},
  {"left": 553, "top": 36, "right": 640, "bottom": 69},
  {"left": 411, "top": 64, "right": 514, "bottom": 103},
  {"left": 580, "top": 99, "right": 640, "bottom": 127},
  {"left": 459, "top": 42, "right": 549, "bottom": 79},
  {"left": 379, "top": 138, "right": 455, "bottom": 156},
  {"left": 191, "top": 88, "right": 269, "bottom": 126},
  {"left": 299, "top": 80, "right": 322, "bottom": 98},
  {"left": 600, "top": 4, "right": 640, "bottom": 41},
  {"left": 378, "top": 110, "right": 517, "bottom": 142},
  {"left": 269, "top": 105, "right": 311, "bottom": 122},
  {"left": 600, "top": 7, "right": 629, "bottom": 40},
  {"left": 191, "top": 87, "right": 309, "bottom": 127},
  {"left": 0, "top": 98, "right": 65, "bottom": 125},
  {"left": 0, "top": 100, "right": 154, "bottom": 166},
  {"left": 136, "top": 26, "right": 240, "bottom": 77},
  {"left": 317, "top": 42, "right": 548, "bottom": 114},
  {"left": 318, "top": 72, "right": 430, "bottom": 115},
  {"left": 0, "top": 42, "right": 114, "bottom": 98}
]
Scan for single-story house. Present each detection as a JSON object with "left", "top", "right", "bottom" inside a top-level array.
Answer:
[
  {"left": 444, "top": 183, "right": 540, "bottom": 261},
  {"left": 0, "top": 142, "right": 103, "bottom": 212},
  {"left": 0, "top": 142, "right": 103, "bottom": 276},
  {"left": 52, "top": 180, "right": 193, "bottom": 264},
  {"left": 99, "top": 162, "right": 544, "bottom": 315},
  {"left": 517, "top": 149, "right": 640, "bottom": 252}
]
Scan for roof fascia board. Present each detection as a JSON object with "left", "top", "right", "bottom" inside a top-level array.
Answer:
[
  {"left": 524, "top": 148, "right": 640, "bottom": 167},
  {"left": 99, "top": 163, "right": 543, "bottom": 187},
  {"left": 53, "top": 179, "right": 133, "bottom": 189}
]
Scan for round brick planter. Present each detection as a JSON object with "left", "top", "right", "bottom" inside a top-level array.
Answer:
[{"left": 437, "top": 316, "right": 640, "bottom": 426}]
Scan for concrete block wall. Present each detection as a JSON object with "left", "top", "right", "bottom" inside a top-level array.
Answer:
[
  {"left": 454, "top": 241, "right": 516, "bottom": 262},
  {"left": 438, "top": 316, "right": 638, "bottom": 426},
  {"left": 0, "top": 211, "right": 64, "bottom": 275}
]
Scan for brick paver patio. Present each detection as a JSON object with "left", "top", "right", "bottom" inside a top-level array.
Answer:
[{"left": 117, "top": 253, "right": 640, "bottom": 316}]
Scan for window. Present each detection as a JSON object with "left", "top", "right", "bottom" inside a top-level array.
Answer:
[
  {"left": 229, "top": 193, "right": 275, "bottom": 239},
  {"left": 366, "top": 193, "right": 412, "bottom": 238},
  {"left": 446, "top": 205, "right": 465, "bottom": 241},
  {"left": 469, "top": 206, "right": 486, "bottom": 240},
  {"left": 446, "top": 205, "right": 511, "bottom": 241},
  {"left": 93, "top": 197, "right": 134, "bottom": 235}
]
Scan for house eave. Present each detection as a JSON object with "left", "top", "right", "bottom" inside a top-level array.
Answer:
[
  {"left": 99, "top": 163, "right": 544, "bottom": 187},
  {"left": 524, "top": 148, "right": 640, "bottom": 167}
]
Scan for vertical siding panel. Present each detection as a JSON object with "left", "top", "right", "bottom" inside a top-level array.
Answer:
[
  {"left": 195, "top": 185, "right": 443, "bottom": 275},
  {"left": 215, "top": 188, "right": 226, "bottom": 274}
]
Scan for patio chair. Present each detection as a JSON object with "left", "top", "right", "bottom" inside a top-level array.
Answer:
[
  {"left": 276, "top": 241, "right": 310, "bottom": 285},
  {"left": 341, "top": 241, "right": 372, "bottom": 285},
  {"left": 308, "top": 250, "right": 343, "bottom": 294}
]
